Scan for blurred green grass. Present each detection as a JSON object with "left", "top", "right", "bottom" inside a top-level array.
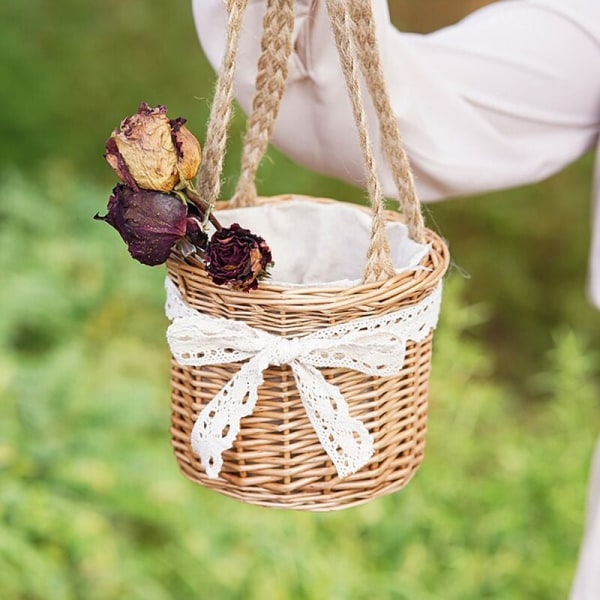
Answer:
[
  {"left": 1, "top": 0, "right": 599, "bottom": 598},
  {"left": 1, "top": 172, "right": 598, "bottom": 599}
]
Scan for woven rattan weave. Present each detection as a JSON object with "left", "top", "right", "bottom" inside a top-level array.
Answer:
[{"left": 167, "top": 195, "right": 449, "bottom": 510}]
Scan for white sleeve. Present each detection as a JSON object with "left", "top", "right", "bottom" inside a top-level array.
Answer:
[{"left": 192, "top": 0, "right": 600, "bottom": 202}]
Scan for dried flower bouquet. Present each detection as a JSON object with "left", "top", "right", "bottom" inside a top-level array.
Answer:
[{"left": 95, "top": 103, "right": 272, "bottom": 292}]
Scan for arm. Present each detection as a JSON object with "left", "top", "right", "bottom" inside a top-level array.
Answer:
[{"left": 192, "top": 0, "right": 600, "bottom": 201}]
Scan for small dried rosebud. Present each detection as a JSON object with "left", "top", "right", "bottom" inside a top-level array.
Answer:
[
  {"left": 95, "top": 184, "right": 188, "bottom": 266},
  {"left": 205, "top": 223, "right": 272, "bottom": 291},
  {"left": 105, "top": 103, "right": 201, "bottom": 192}
]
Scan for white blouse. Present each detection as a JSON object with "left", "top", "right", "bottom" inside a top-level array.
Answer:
[
  {"left": 193, "top": 3, "right": 600, "bottom": 597},
  {"left": 193, "top": 0, "right": 600, "bottom": 309}
]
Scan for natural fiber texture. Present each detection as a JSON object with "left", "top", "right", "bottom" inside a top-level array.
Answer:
[
  {"left": 325, "top": 0, "right": 394, "bottom": 282},
  {"left": 166, "top": 277, "right": 442, "bottom": 480},
  {"left": 167, "top": 196, "right": 449, "bottom": 511},
  {"left": 348, "top": 0, "right": 425, "bottom": 243},
  {"left": 196, "top": 0, "right": 248, "bottom": 208},
  {"left": 231, "top": 0, "right": 295, "bottom": 208}
]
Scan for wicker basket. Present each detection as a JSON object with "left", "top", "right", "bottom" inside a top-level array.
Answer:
[
  {"left": 164, "top": 0, "right": 450, "bottom": 510},
  {"left": 166, "top": 195, "right": 449, "bottom": 511}
]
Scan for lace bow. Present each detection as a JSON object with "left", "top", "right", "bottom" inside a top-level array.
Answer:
[{"left": 165, "top": 279, "right": 442, "bottom": 479}]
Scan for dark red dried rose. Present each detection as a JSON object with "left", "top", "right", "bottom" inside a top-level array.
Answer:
[
  {"left": 205, "top": 223, "right": 272, "bottom": 291},
  {"left": 94, "top": 184, "right": 188, "bottom": 266}
]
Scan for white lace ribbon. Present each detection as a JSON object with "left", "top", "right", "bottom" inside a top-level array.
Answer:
[{"left": 165, "top": 278, "right": 443, "bottom": 479}]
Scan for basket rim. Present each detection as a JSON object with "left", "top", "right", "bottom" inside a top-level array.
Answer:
[{"left": 168, "top": 193, "right": 449, "bottom": 300}]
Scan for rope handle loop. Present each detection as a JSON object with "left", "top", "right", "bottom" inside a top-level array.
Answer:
[{"left": 196, "top": 0, "right": 426, "bottom": 283}]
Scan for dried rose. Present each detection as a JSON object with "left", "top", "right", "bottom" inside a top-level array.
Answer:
[
  {"left": 169, "top": 117, "right": 203, "bottom": 183},
  {"left": 105, "top": 103, "right": 201, "bottom": 192},
  {"left": 95, "top": 184, "right": 188, "bottom": 266},
  {"left": 205, "top": 223, "right": 272, "bottom": 291}
]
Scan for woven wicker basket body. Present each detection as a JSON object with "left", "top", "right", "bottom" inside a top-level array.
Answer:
[{"left": 167, "top": 196, "right": 449, "bottom": 511}]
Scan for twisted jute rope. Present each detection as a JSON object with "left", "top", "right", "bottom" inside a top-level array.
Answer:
[
  {"left": 348, "top": 0, "right": 425, "bottom": 244},
  {"left": 198, "top": 0, "right": 426, "bottom": 282},
  {"left": 325, "top": 0, "right": 394, "bottom": 281},
  {"left": 196, "top": 0, "right": 248, "bottom": 207}
]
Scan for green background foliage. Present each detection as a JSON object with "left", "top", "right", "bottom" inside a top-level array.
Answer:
[{"left": 1, "top": 0, "right": 598, "bottom": 598}]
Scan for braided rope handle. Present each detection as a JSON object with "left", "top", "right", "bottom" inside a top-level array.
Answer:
[
  {"left": 231, "top": 0, "right": 295, "bottom": 207},
  {"left": 196, "top": 0, "right": 426, "bottom": 282}
]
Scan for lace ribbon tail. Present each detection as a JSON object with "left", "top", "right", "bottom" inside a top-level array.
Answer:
[
  {"left": 291, "top": 362, "right": 374, "bottom": 478},
  {"left": 190, "top": 358, "right": 265, "bottom": 479}
]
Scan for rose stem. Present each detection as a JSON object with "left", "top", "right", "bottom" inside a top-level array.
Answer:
[{"left": 184, "top": 189, "right": 222, "bottom": 231}]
